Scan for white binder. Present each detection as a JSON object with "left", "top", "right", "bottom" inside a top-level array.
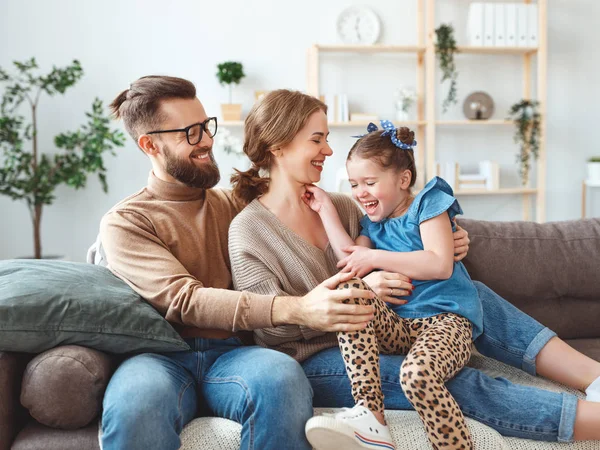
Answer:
[
  {"left": 516, "top": 3, "right": 529, "bottom": 47},
  {"left": 494, "top": 4, "right": 506, "bottom": 47},
  {"left": 467, "top": 3, "right": 484, "bottom": 46},
  {"left": 527, "top": 4, "right": 538, "bottom": 47},
  {"left": 505, "top": 3, "right": 517, "bottom": 46},
  {"left": 483, "top": 3, "right": 495, "bottom": 46}
]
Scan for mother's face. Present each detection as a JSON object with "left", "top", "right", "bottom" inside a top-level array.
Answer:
[{"left": 272, "top": 110, "right": 332, "bottom": 185}]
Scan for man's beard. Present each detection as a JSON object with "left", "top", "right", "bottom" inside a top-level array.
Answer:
[{"left": 163, "top": 145, "right": 221, "bottom": 189}]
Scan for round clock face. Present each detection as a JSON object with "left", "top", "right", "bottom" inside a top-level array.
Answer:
[{"left": 336, "top": 6, "right": 381, "bottom": 45}]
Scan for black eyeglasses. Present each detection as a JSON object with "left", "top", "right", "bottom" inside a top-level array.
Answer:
[{"left": 147, "top": 117, "right": 218, "bottom": 145}]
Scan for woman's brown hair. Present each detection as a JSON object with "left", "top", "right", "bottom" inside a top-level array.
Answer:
[
  {"left": 231, "top": 89, "right": 327, "bottom": 205},
  {"left": 347, "top": 126, "right": 417, "bottom": 188}
]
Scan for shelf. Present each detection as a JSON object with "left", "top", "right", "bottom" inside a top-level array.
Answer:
[
  {"left": 456, "top": 46, "right": 538, "bottom": 55},
  {"left": 436, "top": 120, "right": 512, "bottom": 126},
  {"left": 220, "top": 120, "right": 244, "bottom": 126},
  {"left": 315, "top": 44, "right": 425, "bottom": 54},
  {"left": 329, "top": 121, "right": 426, "bottom": 127},
  {"left": 454, "top": 188, "right": 537, "bottom": 196}
]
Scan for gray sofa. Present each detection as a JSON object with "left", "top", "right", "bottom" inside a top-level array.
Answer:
[{"left": 2, "top": 217, "right": 600, "bottom": 450}]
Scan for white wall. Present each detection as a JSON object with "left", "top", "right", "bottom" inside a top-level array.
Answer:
[{"left": 1, "top": 0, "right": 599, "bottom": 261}]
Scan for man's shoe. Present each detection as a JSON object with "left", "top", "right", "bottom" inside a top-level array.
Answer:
[{"left": 305, "top": 404, "right": 396, "bottom": 450}]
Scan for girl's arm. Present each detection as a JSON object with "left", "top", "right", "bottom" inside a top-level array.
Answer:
[
  {"left": 303, "top": 185, "right": 372, "bottom": 260},
  {"left": 339, "top": 212, "right": 454, "bottom": 280}
]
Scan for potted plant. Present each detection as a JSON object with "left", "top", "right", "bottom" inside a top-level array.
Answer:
[
  {"left": 435, "top": 24, "right": 459, "bottom": 114},
  {"left": 394, "top": 88, "right": 417, "bottom": 121},
  {"left": 216, "top": 61, "right": 246, "bottom": 121},
  {"left": 587, "top": 157, "right": 600, "bottom": 183},
  {"left": 0, "top": 58, "right": 125, "bottom": 259},
  {"left": 507, "top": 99, "right": 541, "bottom": 186}
]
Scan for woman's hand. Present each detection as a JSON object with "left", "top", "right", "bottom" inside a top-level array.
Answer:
[
  {"left": 453, "top": 222, "right": 470, "bottom": 262},
  {"left": 362, "top": 271, "right": 414, "bottom": 305},
  {"left": 337, "top": 245, "right": 375, "bottom": 278},
  {"left": 302, "top": 184, "right": 333, "bottom": 214}
]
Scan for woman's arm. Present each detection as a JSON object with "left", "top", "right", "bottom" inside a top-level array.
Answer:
[
  {"left": 303, "top": 185, "right": 372, "bottom": 260},
  {"left": 339, "top": 212, "right": 455, "bottom": 280}
]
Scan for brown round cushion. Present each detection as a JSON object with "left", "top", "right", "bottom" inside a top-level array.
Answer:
[{"left": 20, "top": 345, "right": 114, "bottom": 429}]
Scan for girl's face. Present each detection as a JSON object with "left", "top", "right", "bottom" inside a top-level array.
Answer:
[
  {"left": 346, "top": 156, "right": 412, "bottom": 222},
  {"left": 274, "top": 110, "right": 332, "bottom": 185}
]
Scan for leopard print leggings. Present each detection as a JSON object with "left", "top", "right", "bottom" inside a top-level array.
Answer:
[{"left": 338, "top": 279, "right": 474, "bottom": 450}]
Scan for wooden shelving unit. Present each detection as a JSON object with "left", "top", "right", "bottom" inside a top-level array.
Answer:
[{"left": 306, "top": 0, "right": 547, "bottom": 221}]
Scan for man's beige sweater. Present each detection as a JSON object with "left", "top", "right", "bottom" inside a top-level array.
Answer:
[
  {"left": 229, "top": 193, "right": 363, "bottom": 361},
  {"left": 99, "top": 172, "right": 275, "bottom": 339}
]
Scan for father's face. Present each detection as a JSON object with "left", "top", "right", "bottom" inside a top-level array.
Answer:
[{"left": 154, "top": 98, "right": 220, "bottom": 189}]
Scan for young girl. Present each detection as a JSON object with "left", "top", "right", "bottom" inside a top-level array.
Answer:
[{"left": 302, "top": 121, "right": 483, "bottom": 450}]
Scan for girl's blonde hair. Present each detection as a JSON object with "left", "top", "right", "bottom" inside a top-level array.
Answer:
[
  {"left": 231, "top": 89, "right": 327, "bottom": 205},
  {"left": 347, "top": 127, "right": 417, "bottom": 189}
]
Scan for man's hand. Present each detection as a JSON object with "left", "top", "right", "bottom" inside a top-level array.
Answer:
[
  {"left": 453, "top": 222, "right": 470, "bottom": 262},
  {"left": 274, "top": 272, "right": 375, "bottom": 332},
  {"left": 362, "top": 271, "right": 413, "bottom": 305},
  {"left": 336, "top": 245, "right": 375, "bottom": 278}
]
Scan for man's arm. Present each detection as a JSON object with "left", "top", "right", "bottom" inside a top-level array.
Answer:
[{"left": 100, "top": 209, "right": 274, "bottom": 331}]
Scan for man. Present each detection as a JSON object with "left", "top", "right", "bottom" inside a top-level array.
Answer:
[
  {"left": 97, "top": 75, "right": 473, "bottom": 450},
  {"left": 98, "top": 75, "right": 384, "bottom": 450}
]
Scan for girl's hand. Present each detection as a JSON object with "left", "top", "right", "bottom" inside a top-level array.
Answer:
[
  {"left": 302, "top": 184, "right": 334, "bottom": 214},
  {"left": 362, "top": 271, "right": 414, "bottom": 305},
  {"left": 337, "top": 245, "right": 375, "bottom": 278}
]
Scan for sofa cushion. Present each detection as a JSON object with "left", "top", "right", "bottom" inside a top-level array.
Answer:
[
  {"left": 0, "top": 260, "right": 189, "bottom": 353},
  {"left": 458, "top": 218, "right": 600, "bottom": 339},
  {"left": 0, "top": 352, "right": 32, "bottom": 450},
  {"left": 11, "top": 421, "right": 100, "bottom": 450},
  {"left": 20, "top": 346, "right": 113, "bottom": 429}
]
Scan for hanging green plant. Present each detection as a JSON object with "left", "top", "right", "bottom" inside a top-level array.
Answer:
[
  {"left": 507, "top": 99, "right": 541, "bottom": 185},
  {"left": 435, "top": 24, "right": 459, "bottom": 113}
]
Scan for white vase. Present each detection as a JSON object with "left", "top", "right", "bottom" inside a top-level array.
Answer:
[
  {"left": 587, "top": 162, "right": 600, "bottom": 182},
  {"left": 395, "top": 109, "right": 409, "bottom": 122}
]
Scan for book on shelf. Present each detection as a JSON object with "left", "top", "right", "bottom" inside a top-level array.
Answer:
[
  {"left": 321, "top": 93, "right": 349, "bottom": 123},
  {"left": 505, "top": 3, "right": 517, "bottom": 46},
  {"left": 435, "top": 162, "right": 460, "bottom": 191},
  {"left": 516, "top": 3, "right": 529, "bottom": 47},
  {"left": 527, "top": 3, "right": 538, "bottom": 47},
  {"left": 467, "top": 3, "right": 484, "bottom": 46},
  {"left": 483, "top": 3, "right": 495, "bottom": 46},
  {"left": 494, "top": 4, "right": 506, "bottom": 47}
]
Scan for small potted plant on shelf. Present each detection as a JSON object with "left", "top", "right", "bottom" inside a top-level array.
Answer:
[
  {"left": 587, "top": 157, "right": 600, "bottom": 183},
  {"left": 0, "top": 58, "right": 125, "bottom": 259},
  {"left": 216, "top": 61, "right": 245, "bottom": 122},
  {"left": 507, "top": 99, "right": 541, "bottom": 186},
  {"left": 394, "top": 88, "right": 417, "bottom": 121},
  {"left": 435, "top": 24, "right": 459, "bottom": 114}
]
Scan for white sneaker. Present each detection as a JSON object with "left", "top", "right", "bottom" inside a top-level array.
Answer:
[
  {"left": 305, "top": 404, "right": 396, "bottom": 450},
  {"left": 585, "top": 376, "right": 600, "bottom": 402}
]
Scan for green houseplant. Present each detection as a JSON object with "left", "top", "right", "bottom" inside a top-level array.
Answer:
[
  {"left": 587, "top": 157, "right": 600, "bottom": 183},
  {"left": 0, "top": 58, "right": 125, "bottom": 258},
  {"left": 507, "top": 99, "right": 541, "bottom": 186},
  {"left": 435, "top": 24, "right": 459, "bottom": 114},
  {"left": 216, "top": 61, "right": 246, "bottom": 121}
]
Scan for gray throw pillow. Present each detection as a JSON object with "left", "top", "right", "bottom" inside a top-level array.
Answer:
[{"left": 0, "top": 260, "right": 189, "bottom": 353}]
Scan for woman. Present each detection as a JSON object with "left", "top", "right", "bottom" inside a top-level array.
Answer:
[{"left": 228, "top": 89, "right": 600, "bottom": 446}]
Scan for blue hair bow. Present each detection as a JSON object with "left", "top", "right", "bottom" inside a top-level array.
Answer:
[{"left": 352, "top": 120, "right": 417, "bottom": 151}]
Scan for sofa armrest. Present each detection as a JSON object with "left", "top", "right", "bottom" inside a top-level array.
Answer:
[{"left": 0, "top": 352, "right": 32, "bottom": 450}]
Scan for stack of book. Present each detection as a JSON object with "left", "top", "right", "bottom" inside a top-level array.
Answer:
[
  {"left": 320, "top": 94, "right": 349, "bottom": 123},
  {"left": 467, "top": 3, "right": 538, "bottom": 48},
  {"left": 435, "top": 161, "right": 500, "bottom": 191}
]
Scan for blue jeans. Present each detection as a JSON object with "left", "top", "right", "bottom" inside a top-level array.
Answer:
[
  {"left": 302, "top": 281, "right": 578, "bottom": 443},
  {"left": 101, "top": 337, "right": 313, "bottom": 450}
]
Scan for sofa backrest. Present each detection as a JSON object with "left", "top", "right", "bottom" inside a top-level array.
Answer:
[{"left": 458, "top": 218, "right": 600, "bottom": 340}]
